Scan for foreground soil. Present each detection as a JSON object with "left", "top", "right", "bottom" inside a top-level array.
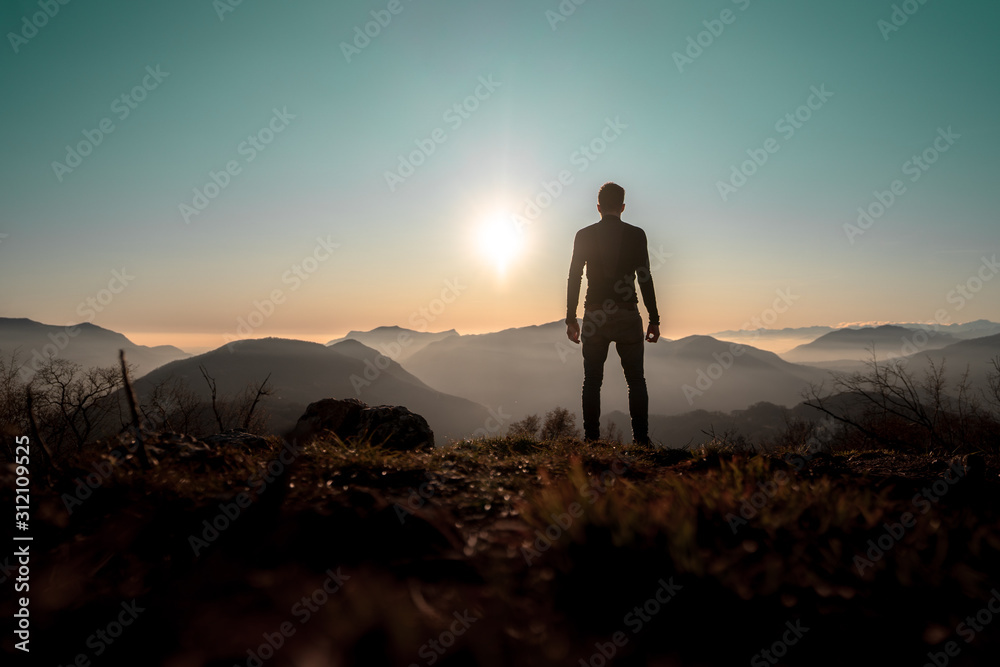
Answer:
[{"left": 3, "top": 435, "right": 1000, "bottom": 666}]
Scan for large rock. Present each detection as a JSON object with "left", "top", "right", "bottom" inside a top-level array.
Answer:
[
  {"left": 287, "top": 398, "right": 434, "bottom": 450},
  {"left": 202, "top": 429, "right": 270, "bottom": 450}
]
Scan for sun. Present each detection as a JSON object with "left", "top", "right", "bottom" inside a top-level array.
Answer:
[{"left": 478, "top": 211, "right": 523, "bottom": 273}]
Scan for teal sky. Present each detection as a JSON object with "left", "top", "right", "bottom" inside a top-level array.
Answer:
[{"left": 1, "top": 0, "right": 998, "bottom": 352}]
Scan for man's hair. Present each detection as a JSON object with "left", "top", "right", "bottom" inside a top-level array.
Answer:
[{"left": 598, "top": 182, "right": 625, "bottom": 211}]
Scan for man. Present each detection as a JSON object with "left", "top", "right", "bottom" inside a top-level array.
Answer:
[{"left": 566, "top": 182, "right": 660, "bottom": 444}]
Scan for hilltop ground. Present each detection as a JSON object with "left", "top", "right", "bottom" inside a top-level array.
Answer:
[{"left": 4, "top": 434, "right": 1000, "bottom": 666}]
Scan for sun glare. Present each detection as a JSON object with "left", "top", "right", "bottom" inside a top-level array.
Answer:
[{"left": 478, "top": 211, "right": 523, "bottom": 273}]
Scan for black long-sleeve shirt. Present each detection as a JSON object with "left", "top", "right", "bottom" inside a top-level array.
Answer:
[{"left": 566, "top": 214, "right": 660, "bottom": 325}]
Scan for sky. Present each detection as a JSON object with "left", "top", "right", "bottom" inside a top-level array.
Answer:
[{"left": 1, "top": 0, "right": 998, "bottom": 353}]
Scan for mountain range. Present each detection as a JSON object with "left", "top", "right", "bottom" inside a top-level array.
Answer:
[
  {"left": 708, "top": 320, "right": 1000, "bottom": 355},
  {"left": 0, "top": 317, "right": 189, "bottom": 379},
  {"left": 133, "top": 337, "right": 494, "bottom": 442},
  {"left": 325, "top": 326, "right": 458, "bottom": 362},
  {"left": 783, "top": 324, "right": 961, "bottom": 364},
  {"left": 399, "top": 322, "right": 832, "bottom": 421},
  {"left": 3, "top": 317, "right": 998, "bottom": 445},
  {"left": 905, "top": 333, "right": 1000, "bottom": 390}
]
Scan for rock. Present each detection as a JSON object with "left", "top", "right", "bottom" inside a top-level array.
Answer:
[
  {"left": 202, "top": 429, "right": 270, "bottom": 450},
  {"left": 288, "top": 398, "right": 434, "bottom": 450},
  {"left": 357, "top": 405, "right": 435, "bottom": 451},
  {"left": 948, "top": 453, "right": 985, "bottom": 484},
  {"left": 291, "top": 397, "right": 366, "bottom": 440},
  {"left": 155, "top": 431, "right": 208, "bottom": 448},
  {"left": 148, "top": 431, "right": 211, "bottom": 457}
]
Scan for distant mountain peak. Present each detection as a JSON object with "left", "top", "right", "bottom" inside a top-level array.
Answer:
[
  {"left": 218, "top": 336, "right": 323, "bottom": 350},
  {"left": 344, "top": 325, "right": 458, "bottom": 336},
  {"left": 328, "top": 338, "right": 381, "bottom": 354},
  {"left": 813, "top": 324, "right": 942, "bottom": 343},
  {"left": 673, "top": 334, "right": 724, "bottom": 348},
  {"left": 331, "top": 338, "right": 369, "bottom": 347},
  {"left": 325, "top": 326, "right": 460, "bottom": 354}
]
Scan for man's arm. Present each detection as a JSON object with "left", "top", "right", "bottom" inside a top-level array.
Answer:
[
  {"left": 636, "top": 230, "right": 660, "bottom": 341},
  {"left": 566, "top": 230, "right": 585, "bottom": 343},
  {"left": 567, "top": 230, "right": 585, "bottom": 323}
]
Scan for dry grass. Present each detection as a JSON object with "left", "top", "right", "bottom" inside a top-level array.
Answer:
[{"left": 8, "top": 432, "right": 1000, "bottom": 666}]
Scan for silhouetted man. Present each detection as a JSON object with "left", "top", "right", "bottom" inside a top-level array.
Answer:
[{"left": 566, "top": 182, "right": 660, "bottom": 444}]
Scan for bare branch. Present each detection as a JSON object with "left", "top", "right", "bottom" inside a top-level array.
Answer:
[
  {"left": 120, "top": 350, "right": 151, "bottom": 470},
  {"left": 241, "top": 372, "right": 273, "bottom": 431},
  {"left": 199, "top": 365, "right": 225, "bottom": 431}
]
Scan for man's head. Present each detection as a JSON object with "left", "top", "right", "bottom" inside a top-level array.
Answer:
[{"left": 598, "top": 182, "right": 625, "bottom": 216}]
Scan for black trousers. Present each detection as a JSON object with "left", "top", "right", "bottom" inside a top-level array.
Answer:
[{"left": 581, "top": 307, "right": 648, "bottom": 443}]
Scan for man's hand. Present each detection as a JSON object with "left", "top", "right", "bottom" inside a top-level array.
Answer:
[
  {"left": 567, "top": 319, "right": 580, "bottom": 344},
  {"left": 645, "top": 323, "right": 660, "bottom": 343}
]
